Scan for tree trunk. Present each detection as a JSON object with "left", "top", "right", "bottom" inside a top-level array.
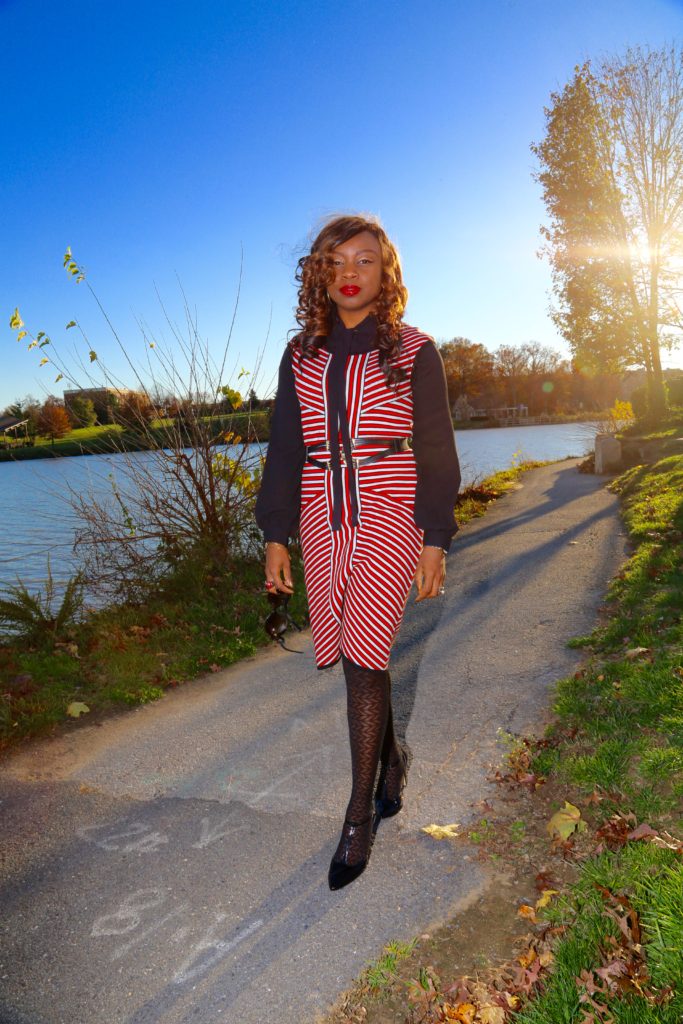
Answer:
[{"left": 647, "top": 262, "right": 667, "bottom": 420}]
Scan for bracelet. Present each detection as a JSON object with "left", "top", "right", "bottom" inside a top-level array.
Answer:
[{"left": 424, "top": 545, "right": 447, "bottom": 555}]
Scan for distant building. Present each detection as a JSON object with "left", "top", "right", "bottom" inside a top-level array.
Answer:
[
  {"left": 452, "top": 395, "right": 475, "bottom": 422},
  {"left": 0, "top": 415, "right": 29, "bottom": 433},
  {"left": 488, "top": 405, "right": 529, "bottom": 422},
  {"left": 63, "top": 387, "right": 138, "bottom": 411},
  {"left": 0, "top": 415, "right": 30, "bottom": 447},
  {"left": 452, "top": 395, "right": 490, "bottom": 422}
]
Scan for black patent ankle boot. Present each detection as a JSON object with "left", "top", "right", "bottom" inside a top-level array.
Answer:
[
  {"left": 328, "top": 814, "right": 375, "bottom": 891},
  {"left": 375, "top": 746, "right": 408, "bottom": 819}
]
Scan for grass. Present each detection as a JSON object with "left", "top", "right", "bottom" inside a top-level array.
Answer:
[
  {"left": 513, "top": 443, "right": 683, "bottom": 1022},
  {"left": 0, "top": 553, "right": 307, "bottom": 751},
  {"left": 454, "top": 459, "right": 557, "bottom": 525},
  {"left": 513, "top": 844, "right": 683, "bottom": 1024},
  {"left": 325, "top": 428, "right": 683, "bottom": 1024},
  {"left": 364, "top": 941, "right": 419, "bottom": 993}
]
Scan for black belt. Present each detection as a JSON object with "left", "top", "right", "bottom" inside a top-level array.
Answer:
[{"left": 305, "top": 436, "right": 411, "bottom": 471}]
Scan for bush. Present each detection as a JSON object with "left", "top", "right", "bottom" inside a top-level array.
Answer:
[
  {"left": 0, "top": 562, "right": 83, "bottom": 646},
  {"left": 11, "top": 251, "right": 270, "bottom": 604}
]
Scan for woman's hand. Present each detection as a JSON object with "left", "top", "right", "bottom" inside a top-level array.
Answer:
[
  {"left": 414, "top": 546, "right": 446, "bottom": 602},
  {"left": 265, "top": 542, "right": 294, "bottom": 594}
]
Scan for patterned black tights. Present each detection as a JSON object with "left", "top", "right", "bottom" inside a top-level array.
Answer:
[{"left": 334, "top": 654, "right": 402, "bottom": 863}]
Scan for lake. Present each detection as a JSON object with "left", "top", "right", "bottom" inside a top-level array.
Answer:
[{"left": 0, "top": 422, "right": 596, "bottom": 591}]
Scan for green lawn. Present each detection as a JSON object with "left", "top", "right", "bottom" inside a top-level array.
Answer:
[
  {"left": 324, "top": 431, "right": 683, "bottom": 1024},
  {"left": 0, "top": 554, "right": 307, "bottom": 751},
  {"left": 0, "top": 411, "right": 270, "bottom": 461}
]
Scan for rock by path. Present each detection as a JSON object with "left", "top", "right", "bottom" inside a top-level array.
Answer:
[{"left": 0, "top": 460, "right": 627, "bottom": 1024}]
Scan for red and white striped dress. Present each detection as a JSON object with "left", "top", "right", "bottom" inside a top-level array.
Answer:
[{"left": 256, "top": 316, "right": 460, "bottom": 671}]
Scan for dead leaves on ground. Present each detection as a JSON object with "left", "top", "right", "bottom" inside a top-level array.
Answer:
[
  {"left": 595, "top": 813, "right": 683, "bottom": 855},
  {"left": 402, "top": 871, "right": 676, "bottom": 1024},
  {"left": 575, "top": 887, "right": 674, "bottom": 1022},
  {"left": 428, "top": 929, "right": 559, "bottom": 1023},
  {"left": 517, "top": 889, "right": 559, "bottom": 925},
  {"left": 492, "top": 736, "right": 546, "bottom": 791}
]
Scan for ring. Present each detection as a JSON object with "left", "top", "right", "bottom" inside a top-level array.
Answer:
[
  {"left": 438, "top": 586, "right": 445, "bottom": 595},
  {"left": 265, "top": 580, "right": 275, "bottom": 590}
]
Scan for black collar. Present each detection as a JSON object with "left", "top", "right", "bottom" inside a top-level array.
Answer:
[{"left": 326, "top": 311, "right": 378, "bottom": 354}]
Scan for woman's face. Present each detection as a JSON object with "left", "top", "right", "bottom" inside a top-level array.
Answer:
[{"left": 327, "top": 230, "right": 384, "bottom": 328}]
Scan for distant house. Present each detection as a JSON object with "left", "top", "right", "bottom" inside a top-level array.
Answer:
[
  {"left": 0, "top": 415, "right": 30, "bottom": 447},
  {"left": 452, "top": 395, "right": 490, "bottom": 422}
]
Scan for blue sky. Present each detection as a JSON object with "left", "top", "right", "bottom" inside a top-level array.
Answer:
[{"left": 2, "top": 0, "right": 682, "bottom": 410}]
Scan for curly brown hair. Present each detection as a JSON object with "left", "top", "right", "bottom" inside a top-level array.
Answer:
[{"left": 290, "top": 214, "right": 409, "bottom": 385}]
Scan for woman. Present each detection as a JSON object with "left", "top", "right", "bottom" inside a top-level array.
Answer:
[{"left": 255, "top": 214, "right": 460, "bottom": 890}]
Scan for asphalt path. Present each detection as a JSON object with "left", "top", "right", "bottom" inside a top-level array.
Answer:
[{"left": 0, "top": 460, "right": 628, "bottom": 1024}]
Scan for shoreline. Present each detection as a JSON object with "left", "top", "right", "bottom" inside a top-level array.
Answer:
[
  {"left": 0, "top": 415, "right": 599, "bottom": 463},
  {"left": 0, "top": 459, "right": 555, "bottom": 755}
]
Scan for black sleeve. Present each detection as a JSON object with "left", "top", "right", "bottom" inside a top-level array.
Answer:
[
  {"left": 411, "top": 340, "right": 461, "bottom": 552},
  {"left": 254, "top": 347, "right": 305, "bottom": 545}
]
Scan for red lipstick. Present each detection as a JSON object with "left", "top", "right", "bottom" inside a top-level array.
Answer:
[{"left": 340, "top": 285, "right": 361, "bottom": 296}]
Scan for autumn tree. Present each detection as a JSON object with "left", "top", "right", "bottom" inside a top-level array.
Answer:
[
  {"left": 38, "top": 398, "right": 71, "bottom": 443},
  {"left": 437, "top": 337, "right": 495, "bottom": 407},
  {"left": 113, "top": 393, "right": 155, "bottom": 434},
  {"left": 493, "top": 345, "right": 529, "bottom": 407},
  {"left": 532, "top": 45, "right": 683, "bottom": 418}
]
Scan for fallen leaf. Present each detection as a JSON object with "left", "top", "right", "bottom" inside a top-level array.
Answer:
[
  {"left": 625, "top": 646, "right": 650, "bottom": 659},
  {"left": 518, "top": 944, "right": 537, "bottom": 964},
  {"left": 596, "top": 959, "right": 627, "bottom": 983},
  {"left": 66, "top": 701, "right": 90, "bottom": 718},
  {"left": 421, "top": 823, "right": 461, "bottom": 840},
  {"left": 534, "top": 870, "right": 556, "bottom": 890},
  {"left": 539, "top": 950, "right": 555, "bottom": 967},
  {"left": 517, "top": 905, "right": 537, "bottom": 923},
  {"left": 596, "top": 814, "right": 637, "bottom": 850},
  {"left": 536, "top": 888, "right": 558, "bottom": 909},
  {"left": 479, "top": 1005, "right": 505, "bottom": 1024},
  {"left": 209, "top": 663, "right": 221, "bottom": 673},
  {"left": 627, "top": 823, "right": 658, "bottom": 842},
  {"left": 503, "top": 992, "right": 520, "bottom": 1010},
  {"left": 547, "top": 801, "right": 587, "bottom": 840},
  {"left": 651, "top": 831, "right": 683, "bottom": 852},
  {"left": 442, "top": 1002, "right": 476, "bottom": 1023}
]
